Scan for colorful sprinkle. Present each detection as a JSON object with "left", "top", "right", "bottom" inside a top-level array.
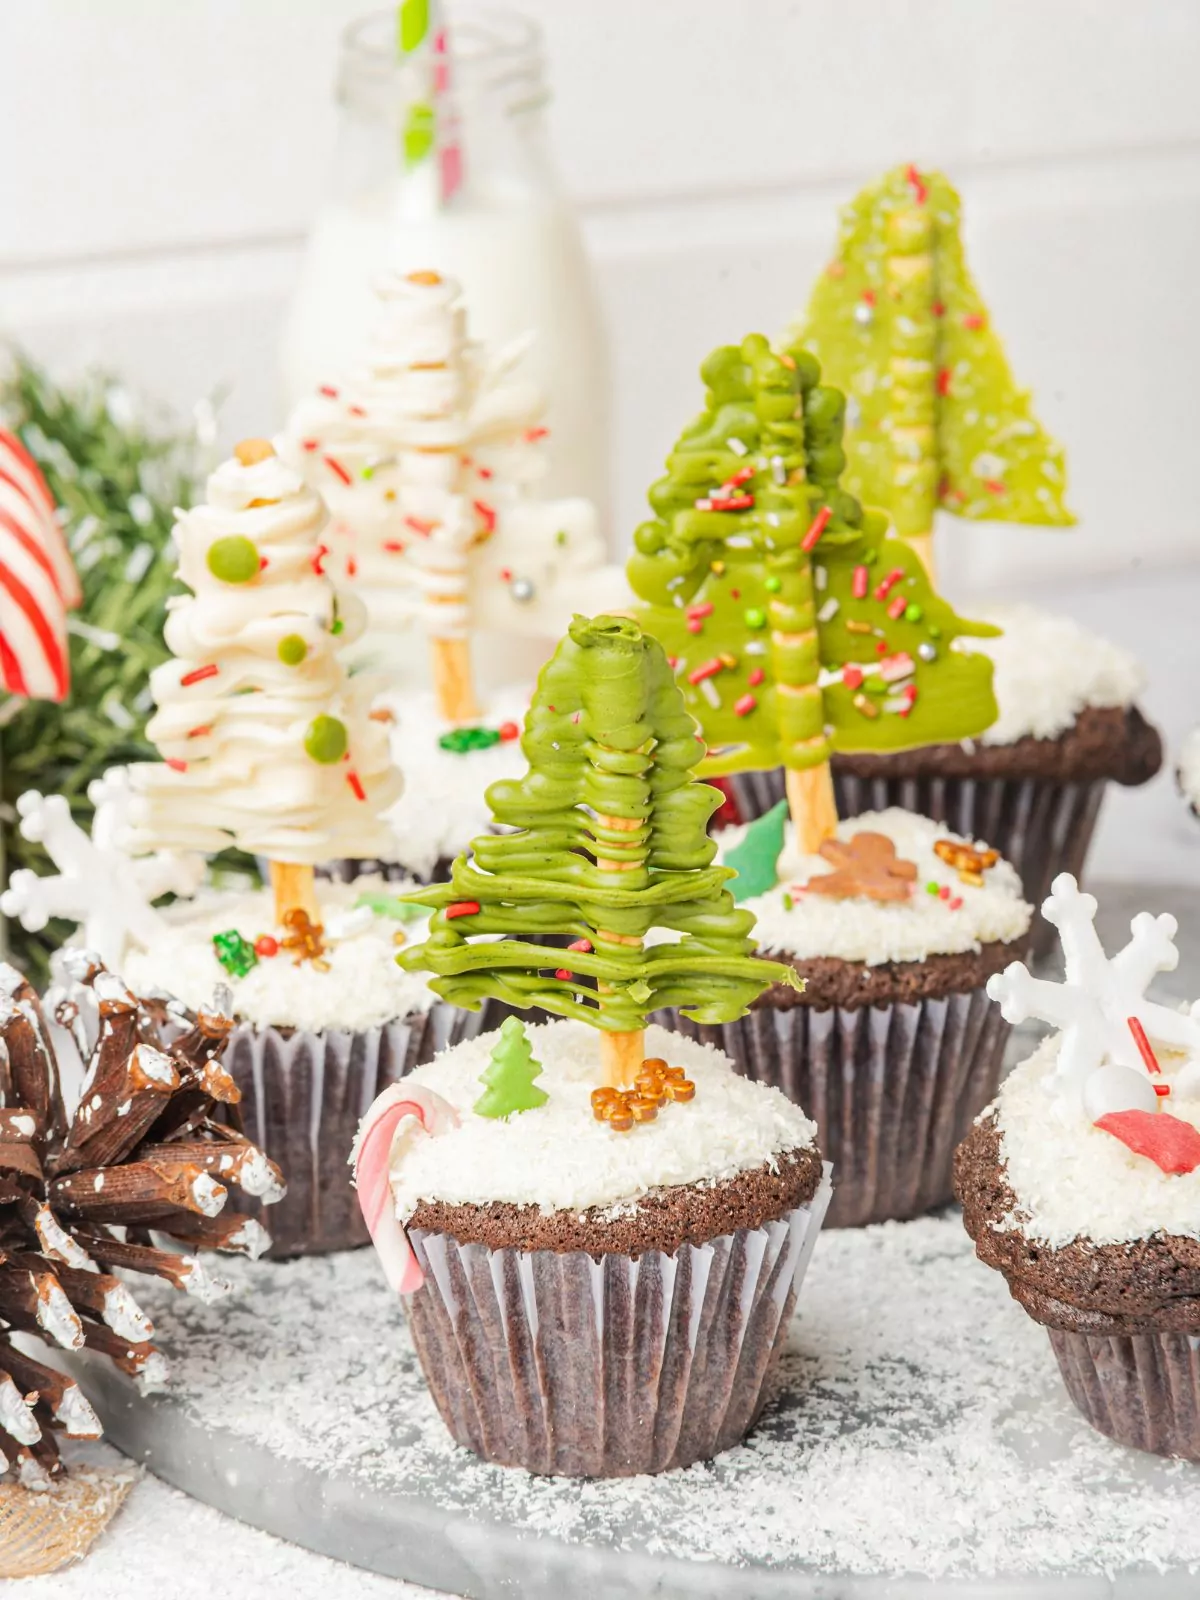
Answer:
[
  {"left": 498, "top": 720, "right": 520, "bottom": 742},
  {"left": 445, "top": 901, "right": 481, "bottom": 920},
  {"left": 180, "top": 663, "right": 219, "bottom": 687},
  {"left": 734, "top": 693, "right": 757, "bottom": 717},
  {"left": 304, "top": 714, "right": 348, "bottom": 765},
  {"left": 165, "top": 758, "right": 188, "bottom": 773},
  {"left": 842, "top": 665, "right": 864, "bottom": 690},
  {"left": 802, "top": 505, "right": 833, "bottom": 552},
  {"left": 852, "top": 693, "right": 878, "bottom": 719},
  {"left": 853, "top": 565, "right": 869, "bottom": 599},
  {"left": 904, "top": 603, "right": 924, "bottom": 623},
  {"left": 254, "top": 935, "right": 279, "bottom": 958},
  {"left": 764, "top": 575, "right": 782, "bottom": 594},
  {"left": 473, "top": 500, "right": 497, "bottom": 533},
  {"left": 905, "top": 163, "right": 928, "bottom": 204},
  {"left": 936, "top": 368, "right": 952, "bottom": 397},
  {"left": 744, "top": 607, "right": 767, "bottom": 630},
  {"left": 873, "top": 567, "right": 906, "bottom": 601},
  {"left": 1127, "top": 1016, "right": 1162, "bottom": 1075},
  {"left": 949, "top": 896, "right": 963, "bottom": 911},
  {"left": 568, "top": 938, "right": 593, "bottom": 954},
  {"left": 748, "top": 667, "right": 765, "bottom": 687},
  {"left": 277, "top": 633, "right": 308, "bottom": 667},
  {"left": 206, "top": 536, "right": 260, "bottom": 585},
  {"left": 324, "top": 455, "right": 352, "bottom": 487},
  {"left": 687, "top": 658, "right": 724, "bottom": 685},
  {"left": 887, "top": 592, "right": 908, "bottom": 620}
]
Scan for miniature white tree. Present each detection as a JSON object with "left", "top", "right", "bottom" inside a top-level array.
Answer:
[
  {"left": 284, "top": 269, "right": 613, "bottom": 723},
  {"left": 126, "top": 439, "right": 403, "bottom": 923}
]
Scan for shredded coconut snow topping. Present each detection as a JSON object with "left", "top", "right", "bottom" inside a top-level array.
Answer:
[
  {"left": 391, "top": 1021, "right": 816, "bottom": 1220},
  {"left": 732, "top": 808, "right": 1031, "bottom": 965},
  {"left": 123, "top": 877, "right": 437, "bottom": 1034},
  {"left": 960, "top": 603, "right": 1145, "bottom": 745},
  {"left": 995, "top": 1032, "right": 1200, "bottom": 1247}
]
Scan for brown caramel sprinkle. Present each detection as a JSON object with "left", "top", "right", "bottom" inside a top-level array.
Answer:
[
  {"left": 804, "top": 830, "right": 918, "bottom": 903},
  {"left": 933, "top": 838, "right": 1000, "bottom": 886}
]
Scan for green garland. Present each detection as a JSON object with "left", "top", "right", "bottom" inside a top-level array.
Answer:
[{"left": 0, "top": 355, "right": 205, "bottom": 979}]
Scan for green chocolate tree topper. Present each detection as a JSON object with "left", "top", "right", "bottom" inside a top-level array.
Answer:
[
  {"left": 789, "top": 164, "right": 1073, "bottom": 577},
  {"left": 626, "top": 332, "right": 998, "bottom": 850},
  {"left": 399, "top": 614, "right": 799, "bottom": 1086}
]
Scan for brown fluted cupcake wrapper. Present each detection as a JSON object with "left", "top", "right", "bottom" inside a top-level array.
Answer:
[
  {"left": 225, "top": 1003, "right": 484, "bottom": 1258},
  {"left": 721, "top": 767, "right": 1105, "bottom": 961},
  {"left": 404, "top": 1172, "right": 831, "bottom": 1478},
  {"left": 1048, "top": 1328, "right": 1200, "bottom": 1459},
  {"left": 663, "top": 989, "right": 1009, "bottom": 1228},
  {"left": 318, "top": 855, "right": 457, "bottom": 888}
]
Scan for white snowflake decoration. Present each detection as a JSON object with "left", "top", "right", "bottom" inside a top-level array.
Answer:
[
  {"left": 0, "top": 768, "right": 204, "bottom": 969},
  {"left": 987, "top": 873, "right": 1200, "bottom": 1120}
]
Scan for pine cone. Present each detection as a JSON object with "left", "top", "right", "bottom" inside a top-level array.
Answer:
[{"left": 0, "top": 954, "right": 284, "bottom": 1483}]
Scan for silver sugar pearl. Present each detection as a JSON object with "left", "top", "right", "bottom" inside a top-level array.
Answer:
[
  {"left": 510, "top": 577, "right": 536, "bottom": 603},
  {"left": 854, "top": 302, "right": 874, "bottom": 326},
  {"left": 917, "top": 641, "right": 938, "bottom": 662}
]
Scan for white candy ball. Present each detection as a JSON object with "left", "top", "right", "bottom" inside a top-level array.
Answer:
[{"left": 1082, "top": 1063, "right": 1158, "bottom": 1121}]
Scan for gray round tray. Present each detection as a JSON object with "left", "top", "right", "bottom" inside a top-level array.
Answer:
[{"left": 72, "top": 882, "right": 1200, "bottom": 1597}]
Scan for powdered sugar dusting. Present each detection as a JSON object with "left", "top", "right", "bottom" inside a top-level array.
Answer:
[
  {"left": 391, "top": 1021, "right": 816, "bottom": 1219},
  {"left": 733, "top": 809, "right": 1031, "bottom": 965},
  {"left": 95, "top": 1219, "right": 1200, "bottom": 1584},
  {"left": 994, "top": 1033, "right": 1200, "bottom": 1247}
]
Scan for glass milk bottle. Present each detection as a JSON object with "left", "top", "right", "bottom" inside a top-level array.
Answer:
[{"left": 280, "top": 6, "right": 610, "bottom": 524}]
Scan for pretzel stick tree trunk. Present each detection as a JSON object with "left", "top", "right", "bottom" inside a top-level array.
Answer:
[
  {"left": 594, "top": 809, "right": 645, "bottom": 1090},
  {"left": 269, "top": 861, "right": 320, "bottom": 926}
]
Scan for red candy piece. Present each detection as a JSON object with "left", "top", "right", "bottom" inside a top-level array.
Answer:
[
  {"left": 255, "top": 936, "right": 279, "bottom": 958},
  {"left": 498, "top": 720, "right": 520, "bottom": 742},
  {"left": 1094, "top": 1109, "right": 1200, "bottom": 1175}
]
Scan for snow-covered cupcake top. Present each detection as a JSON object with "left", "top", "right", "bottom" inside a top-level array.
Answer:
[
  {"left": 733, "top": 808, "right": 1031, "bottom": 965},
  {"left": 960, "top": 604, "right": 1145, "bottom": 745},
  {"left": 123, "top": 877, "right": 436, "bottom": 1033},
  {"left": 992, "top": 1033, "right": 1200, "bottom": 1248},
  {"left": 1178, "top": 727, "right": 1200, "bottom": 812},
  {"left": 388, "top": 1021, "right": 817, "bottom": 1220}
]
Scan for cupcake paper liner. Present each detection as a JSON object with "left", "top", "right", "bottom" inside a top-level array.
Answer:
[
  {"left": 663, "top": 987, "right": 1009, "bottom": 1228},
  {"left": 1048, "top": 1328, "right": 1200, "bottom": 1460},
  {"left": 404, "top": 1171, "right": 832, "bottom": 1477},
  {"left": 226, "top": 1004, "right": 484, "bottom": 1258},
  {"left": 721, "top": 768, "right": 1104, "bottom": 961},
  {"left": 319, "top": 855, "right": 457, "bottom": 888}
]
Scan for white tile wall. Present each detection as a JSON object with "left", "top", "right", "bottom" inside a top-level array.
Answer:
[{"left": 4, "top": 0, "right": 1200, "bottom": 884}]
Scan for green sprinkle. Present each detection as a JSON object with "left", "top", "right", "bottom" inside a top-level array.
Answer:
[
  {"left": 212, "top": 929, "right": 258, "bottom": 979},
  {"left": 206, "top": 536, "right": 259, "bottom": 584},
  {"left": 926, "top": 880, "right": 940, "bottom": 896},
  {"left": 554, "top": 529, "right": 569, "bottom": 546},
  {"left": 763, "top": 575, "right": 782, "bottom": 594},
  {"left": 304, "top": 714, "right": 348, "bottom": 764},
  {"left": 330, "top": 618, "right": 345, "bottom": 635},
  {"left": 782, "top": 892, "right": 794, "bottom": 911},
  {"left": 403, "top": 102, "right": 435, "bottom": 166},
  {"left": 744, "top": 607, "right": 767, "bottom": 630},
  {"left": 277, "top": 633, "right": 308, "bottom": 666},
  {"left": 904, "top": 603, "right": 923, "bottom": 623},
  {"left": 928, "top": 624, "right": 942, "bottom": 640}
]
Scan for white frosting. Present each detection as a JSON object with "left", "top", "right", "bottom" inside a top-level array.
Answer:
[
  {"left": 390, "top": 1020, "right": 817, "bottom": 1220},
  {"left": 993, "top": 1033, "right": 1200, "bottom": 1247},
  {"left": 127, "top": 449, "right": 402, "bottom": 864},
  {"left": 731, "top": 808, "right": 1031, "bottom": 965},
  {"left": 122, "top": 877, "right": 437, "bottom": 1034},
  {"left": 373, "top": 684, "right": 530, "bottom": 875},
  {"left": 1178, "top": 726, "right": 1200, "bottom": 810},
  {"left": 282, "top": 269, "right": 616, "bottom": 649},
  {"left": 959, "top": 604, "right": 1145, "bottom": 745}
]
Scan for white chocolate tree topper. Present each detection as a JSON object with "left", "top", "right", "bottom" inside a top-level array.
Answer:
[
  {"left": 127, "top": 438, "right": 403, "bottom": 921},
  {"left": 284, "top": 269, "right": 618, "bottom": 722},
  {"left": 988, "top": 874, "right": 1200, "bottom": 1124},
  {"left": 0, "top": 769, "right": 204, "bottom": 970}
]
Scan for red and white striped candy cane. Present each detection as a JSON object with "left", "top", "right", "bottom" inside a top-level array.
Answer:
[
  {"left": 353, "top": 1081, "right": 459, "bottom": 1294},
  {"left": 0, "top": 429, "right": 80, "bottom": 702}
]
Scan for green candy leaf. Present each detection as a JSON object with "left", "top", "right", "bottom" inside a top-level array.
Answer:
[{"left": 724, "top": 800, "right": 789, "bottom": 902}]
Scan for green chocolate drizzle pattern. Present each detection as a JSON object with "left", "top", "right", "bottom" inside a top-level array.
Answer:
[
  {"left": 399, "top": 615, "right": 800, "bottom": 1030},
  {"left": 790, "top": 163, "right": 1073, "bottom": 536},
  {"left": 626, "top": 334, "right": 999, "bottom": 778}
]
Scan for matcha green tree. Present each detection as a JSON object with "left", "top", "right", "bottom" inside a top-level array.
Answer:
[
  {"left": 788, "top": 164, "right": 1073, "bottom": 579},
  {"left": 400, "top": 614, "right": 799, "bottom": 1087},
  {"left": 473, "top": 1017, "right": 548, "bottom": 1118},
  {"left": 626, "top": 333, "right": 999, "bottom": 850}
]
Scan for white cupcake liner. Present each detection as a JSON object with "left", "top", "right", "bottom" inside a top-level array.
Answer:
[
  {"left": 662, "top": 988, "right": 1009, "bottom": 1228},
  {"left": 404, "top": 1169, "right": 832, "bottom": 1477}
]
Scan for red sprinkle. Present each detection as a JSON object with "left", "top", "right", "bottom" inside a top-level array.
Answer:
[
  {"left": 166, "top": 758, "right": 188, "bottom": 773},
  {"left": 405, "top": 516, "right": 435, "bottom": 537},
  {"left": 180, "top": 663, "right": 219, "bottom": 687},
  {"left": 949, "top": 896, "right": 963, "bottom": 911},
  {"left": 524, "top": 427, "right": 549, "bottom": 443},
  {"left": 733, "top": 694, "right": 757, "bottom": 717},
  {"left": 348, "top": 405, "right": 366, "bottom": 418},
  {"left": 843, "top": 665, "right": 864, "bottom": 691},
  {"left": 477, "top": 465, "right": 493, "bottom": 480},
  {"left": 473, "top": 500, "right": 497, "bottom": 533},
  {"left": 687, "top": 658, "right": 723, "bottom": 685},
  {"left": 187, "top": 724, "right": 212, "bottom": 739},
  {"left": 905, "top": 163, "right": 928, "bottom": 205},
  {"left": 318, "top": 385, "right": 339, "bottom": 398},
  {"left": 936, "top": 367, "right": 952, "bottom": 397},
  {"left": 983, "top": 478, "right": 1006, "bottom": 496},
  {"left": 730, "top": 588, "right": 741, "bottom": 600},
  {"left": 861, "top": 289, "right": 876, "bottom": 307},
  {"left": 887, "top": 593, "right": 908, "bottom": 620},
  {"left": 446, "top": 901, "right": 481, "bottom": 920},
  {"left": 568, "top": 938, "right": 593, "bottom": 953},
  {"left": 554, "top": 969, "right": 573, "bottom": 981},
  {"left": 801, "top": 505, "right": 833, "bottom": 552},
  {"left": 748, "top": 667, "right": 765, "bottom": 687},
  {"left": 963, "top": 313, "right": 986, "bottom": 330},
  {"left": 1155, "top": 1082, "right": 1173, "bottom": 1098},
  {"left": 686, "top": 601, "right": 715, "bottom": 621},
  {"left": 874, "top": 567, "right": 906, "bottom": 601},
  {"left": 346, "top": 555, "right": 358, "bottom": 578},
  {"left": 721, "top": 465, "right": 756, "bottom": 491},
  {"left": 254, "top": 936, "right": 279, "bottom": 959},
  {"left": 301, "top": 438, "right": 318, "bottom": 453},
  {"left": 312, "top": 545, "right": 329, "bottom": 576},
  {"left": 686, "top": 619, "right": 703, "bottom": 635},
  {"left": 323, "top": 455, "right": 352, "bottom": 486},
  {"left": 876, "top": 639, "right": 888, "bottom": 656},
  {"left": 383, "top": 540, "right": 405, "bottom": 553},
  {"left": 939, "top": 885, "right": 951, "bottom": 901},
  {"left": 853, "top": 565, "right": 869, "bottom": 599},
  {"left": 259, "top": 556, "right": 269, "bottom": 571},
  {"left": 498, "top": 721, "right": 520, "bottom": 742},
  {"left": 711, "top": 493, "right": 754, "bottom": 512},
  {"left": 346, "top": 770, "right": 366, "bottom": 802},
  {"left": 1128, "top": 1016, "right": 1161, "bottom": 1074},
  {"left": 932, "top": 301, "right": 945, "bottom": 318}
]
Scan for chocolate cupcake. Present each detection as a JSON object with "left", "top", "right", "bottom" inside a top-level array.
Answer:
[
  {"left": 667, "top": 807, "right": 1031, "bottom": 1227},
  {"left": 1177, "top": 727, "right": 1200, "bottom": 821},
  {"left": 355, "top": 1021, "right": 829, "bottom": 1476},
  {"left": 956, "top": 874, "right": 1200, "bottom": 1459}
]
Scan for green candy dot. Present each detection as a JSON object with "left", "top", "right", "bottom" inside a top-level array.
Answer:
[
  {"left": 304, "top": 714, "right": 348, "bottom": 764},
  {"left": 763, "top": 575, "right": 782, "bottom": 594},
  {"left": 926, "top": 880, "right": 940, "bottom": 896},
  {"left": 904, "top": 603, "right": 924, "bottom": 623},
  {"left": 928, "top": 623, "right": 942, "bottom": 640},
  {"left": 206, "top": 536, "right": 260, "bottom": 584},
  {"left": 278, "top": 633, "right": 308, "bottom": 666},
  {"left": 744, "top": 607, "right": 767, "bottom": 630},
  {"left": 330, "top": 618, "right": 345, "bottom": 636}
]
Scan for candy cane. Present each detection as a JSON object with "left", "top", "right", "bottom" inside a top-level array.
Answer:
[
  {"left": 0, "top": 429, "right": 80, "bottom": 702},
  {"left": 353, "top": 1082, "right": 459, "bottom": 1294}
]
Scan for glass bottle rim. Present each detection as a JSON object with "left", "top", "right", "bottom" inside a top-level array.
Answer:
[{"left": 339, "top": 6, "right": 548, "bottom": 114}]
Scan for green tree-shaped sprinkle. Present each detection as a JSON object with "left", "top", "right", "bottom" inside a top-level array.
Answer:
[
  {"left": 473, "top": 1017, "right": 548, "bottom": 1119},
  {"left": 399, "top": 614, "right": 799, "bottom": 1085},
  {"left": 626, "top": 333, "right": 998, "bottom": 849},
  {"left": 789, "top": 164, "right": 1073, "bottom": 576}
]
